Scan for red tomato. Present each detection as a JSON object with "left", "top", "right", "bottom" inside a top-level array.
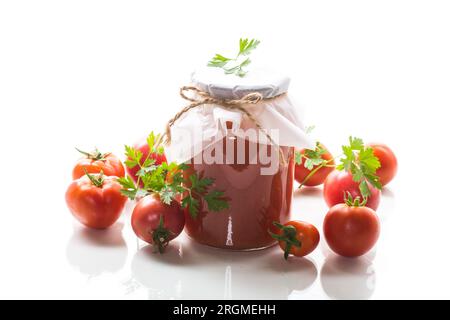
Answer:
[
  {"left": 127, "top": 139, "right": 167, "bottom": 184},
  {"left": 271, "top": 221, "right": 320, "bottom": 259},
  {"left": 65, "top": 174, "right": 127, "bottom": 229},
  {"left": 295, "top": 144, "right": 335, "bottom": 187},
  {"left": 323, "top": 170, "right": 381, "bottom": 211},
  {"left": 368, "top": 143, "right": 398, "bottom": 186},
  {"left": 72, "top": 148, "right": 125, "bottom": 180},
  {"left": 131, "top": 194, "right": 185, "bottom": 253},
  {"left": 324, "top": 203, "right": 380, "bottom": 257}
]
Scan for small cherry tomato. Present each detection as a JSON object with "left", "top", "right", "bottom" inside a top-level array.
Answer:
[
  {"left": 323, "top": 195, "right": 380, "bottom": 257},
  {"left": 270, "top": 221, "right": 320, "bottom": 259},
  {"left": 295, "top": 143, "right": 335, "bottom": 187},
  {"left": 65, "top": 172, "right": 127, "bottom": 229},
  {"left": 131, "top": 194, "right": 185, "bottom": 253},
  {"left": 72, "top": 148, "right": 125, "bottom": 180},
  {"left": 323, "top": 170, "right": 381, "bottom": 211},
  {"left": 368, "top": 143, "right": 398, "bottom": 186}
]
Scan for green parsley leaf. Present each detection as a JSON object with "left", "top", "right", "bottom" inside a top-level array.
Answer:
[
  {"left": 207, "top": 38, "right": 260, "bottom": 77},
  {"left": 117, "top": 175, "right": 135, "bottom": 189},
  {"left": 350, "top": 136, "right": 365, "bottom": 150},
  {"left": 300, "top": 142, "right": 328, "bottom": 170},
  {"left": 359, "top": 180, "right": 370, "bottom": 198},
  {"left": 159, "top": 186, "right": 176, "bottom": 205},
  {"left": 142, "top": 164, "right": 166, "bottom": 191},
  {"left": 177, "top": 163, "right": 190, "bottom": 171},
  {"left": 294, "top": 151, "right": 303, "bottom": 165},
  {"left": 239, "top": 38, "right": 261, "bottom": 56},
  {"left": 167, "top": 171, "right": 185, "bottom": 194},
  {"left": 181, "top": 195, "right": 199, "bottom": 218},
  {"left": 136, "top": 164, "right": 157, "bottom": 178},
  {"left": 204, "top": 190, "right": 229, "bottom": 212},
  {"left": 190, "top": 174, "right": 214, "bottom": 194},
  {"left": 146, "top": 132, "right": 164, "bottom": 155},
  {"left": 124, "top": 145, "right": 142, "bottom": 169},
  {"left": 337, "top": 136, "right": 382, "bottom": 198},
  {"left": 207, "top": 54, "right": 232, "bottom": 68},
  {"left": 142, "top": 158, "right": 156, "bottom": 168},
  {"left": 304, "top": 157, "right": 325, "bottom": 171},
  {"left": 117, "top": 176, "right": 139, "bottom": 200}
]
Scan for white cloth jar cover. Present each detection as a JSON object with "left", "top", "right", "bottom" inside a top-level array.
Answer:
[{"left": 166, "top": 67, "right": 314, "bottom": 163}]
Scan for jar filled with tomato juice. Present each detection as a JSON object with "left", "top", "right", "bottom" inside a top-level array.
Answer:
[{"left": 167, "top": 68, "right": 312, "bottom": 250}]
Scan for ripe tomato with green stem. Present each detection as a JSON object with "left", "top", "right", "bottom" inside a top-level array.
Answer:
[
  {"left": 323, "top": 193, "right": 380, "bottom": 257},
  {"left": 65, "top": 170, "right": 127, "bottom": 229},
  {"left": 269, "top": 221, "right": 320, "bottom": 259},
  {"left": 72, "top": 148, "right": 125, "bottom": 180},
  {"left": 368, "top": 143, "right": 398, "bottom": 186},
  {"left": 324, "top": 137, "right": 382, "bottom": 209},
  {"left": 324, "top": 169, "right": 381, "bottom": 210},
  {"left": 131, "top": 194, "right": 185, "bottom": 253}
]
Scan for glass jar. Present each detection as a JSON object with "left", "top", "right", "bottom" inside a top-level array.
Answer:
[
  {"left": 167, "top": 68, "right": 311, "bottom": 251},
  {"left": 184, "top": 139, "right": 295, "bottom": 250}
]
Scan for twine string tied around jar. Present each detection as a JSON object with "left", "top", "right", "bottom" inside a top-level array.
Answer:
[{"left": 163, "top": 86, "right": 287, "bottom": 165}]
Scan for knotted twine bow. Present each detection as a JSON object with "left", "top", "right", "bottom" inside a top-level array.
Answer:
[{"left": 163, "top": 86, "right": 287, "bottom": 164}]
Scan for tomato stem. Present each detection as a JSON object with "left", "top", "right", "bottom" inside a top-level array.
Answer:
[
  {"left": 269, "top": 222, "right": 301, "bottom": 260},
  {"left": 83, "top": 168, "right": 104, "bottom": 188},
  {"left": 151, "top": 215, "right": 174, "bottom": 254},
  {"left": 76, "top": 147, "right": 110, "bottom": 161},
  {"left": 344, "top": 191, "right": 368, "bottom": 207}
]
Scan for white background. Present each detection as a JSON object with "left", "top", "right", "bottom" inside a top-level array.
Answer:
[{"left": 1, "top": 0, "right": 450, "bottom": 299}]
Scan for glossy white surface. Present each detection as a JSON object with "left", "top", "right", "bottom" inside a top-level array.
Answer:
[{"left": 1, "top": 0, "right": 450, "bottom": 299}]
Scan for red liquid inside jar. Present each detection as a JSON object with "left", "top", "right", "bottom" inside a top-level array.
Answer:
[{"left": 184, "top": 135, "right": 295, "bottom": 250}]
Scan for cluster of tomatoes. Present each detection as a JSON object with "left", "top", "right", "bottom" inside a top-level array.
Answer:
[
  {"left": 65, "top": 140, "right": 186, "bottom": 253},
  {"left": 273, "top": 143, "right": 397, "bottom": 259},
  {"left": 65, "top": 137, "right": 397, "bottom": 261}
]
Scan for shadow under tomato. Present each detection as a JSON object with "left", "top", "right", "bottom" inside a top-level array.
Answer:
[
  {"left": 319, "top": 238, "right": 378, "bottom": 262},
  {"left": 320, "top": 255, "right": 376, "bottom": 300},
  {"left": 66, "top": 222, "right": 128, "bottom": 277},
  {"left": 294, "top": 186, "right": 323, "bottom": 198}
]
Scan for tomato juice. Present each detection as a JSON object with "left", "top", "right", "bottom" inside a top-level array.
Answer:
[{"left": 184, "top": 135, "right": 294, "bottom": 250}]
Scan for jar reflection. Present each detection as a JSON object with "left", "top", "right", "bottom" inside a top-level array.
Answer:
[{"left": 130, "top": 240, "right": 318, "bottom": 299}]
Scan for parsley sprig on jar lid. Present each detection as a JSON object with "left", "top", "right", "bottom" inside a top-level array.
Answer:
[{"left": 208, "top": 38, "right": 261, "bottom": 77}]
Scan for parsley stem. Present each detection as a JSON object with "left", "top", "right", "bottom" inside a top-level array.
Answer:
[
  {"left": 299, "top": 158, "right": 335, "bottom": 189},
  {"left": 298, "top": 152, "right": 345, "bottom": 189},
  {"left": 134, "top": 148, "right": 153, "bottom": 190},
  {"left": 181, "top": 186, "right": 193, "bottom": 198}
]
